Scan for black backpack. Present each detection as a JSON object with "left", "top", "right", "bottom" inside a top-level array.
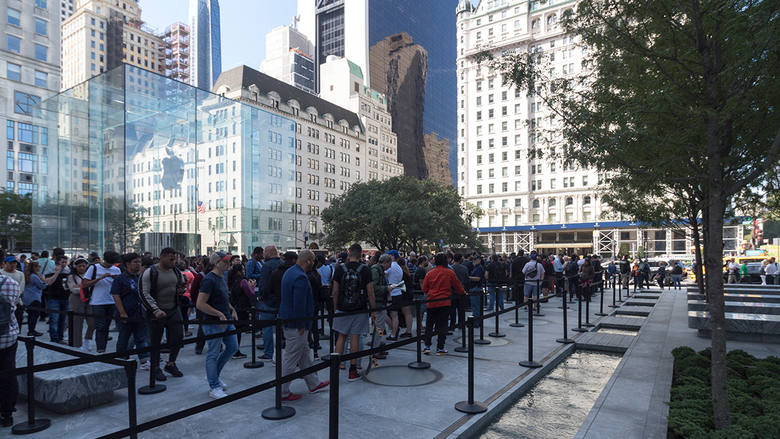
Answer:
[
  {"left": 138, "top": 265, "right": 186, "bottom": 311},
  {"left": 565, "top": 261, "right": 578, "bottom": 276},
  {"left": 338, "top": 263, "right": 368, "bottom": 311},
  {"left": 0, "top": 277, "right": 11, "bottom": 336}
]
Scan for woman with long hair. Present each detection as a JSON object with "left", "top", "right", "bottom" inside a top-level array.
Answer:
[
  {"left": 397, "top": 257, "right": 415, "bottom": 338},
  {"left": 21, "top": 261, "right": 45, "bottom": 336},
  {"left": 67, "top": 258, "right": 95, "bottom": 350},
  {"left": 227, "top": 263, "right": 253, "bottom": 359}
]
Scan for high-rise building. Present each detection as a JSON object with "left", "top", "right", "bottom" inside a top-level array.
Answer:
[
  {"left": 61, "top": 0, "right": 75, "bottom": 22},
  {"left": 1, "top": 0, "right": 61, "bottom": 203},
  {"left": 163, "top": 22, "right": 189, "bottom": 83},
  {"left": 188, "top": 0, "right": 221, "bottom": 90},
  {"left": 298, "top": 0, "right": 457, "bottom": 185},
  {"left": 260, "top": 24, "right": 316, "bottom": 95},
  {"left": 61, "top": 0, "right": 164, "bottom": 90}
]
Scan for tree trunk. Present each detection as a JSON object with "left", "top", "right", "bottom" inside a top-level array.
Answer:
[
  {"left": 706, "top": 123, "right": 731, "bottom": 430},
  {"left": 690, "top": 211, "right": 705, "bottom": 298}
]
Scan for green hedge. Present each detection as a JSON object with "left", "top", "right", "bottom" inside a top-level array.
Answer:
[{"left": 668, "top": 347, "right": 780, "bottom": 438}]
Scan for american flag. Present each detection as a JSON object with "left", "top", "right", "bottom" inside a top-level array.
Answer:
[{"left": 197, "top": 201, "right": 206, "bottom": 214}]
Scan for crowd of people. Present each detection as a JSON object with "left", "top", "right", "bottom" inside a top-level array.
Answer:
[{"left": 3, "top": 244, "right": 770, "bottom": 427}]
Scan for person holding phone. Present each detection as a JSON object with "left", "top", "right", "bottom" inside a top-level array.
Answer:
[{"left": 82, "top": 251, "right": 122, "bottom": 354}]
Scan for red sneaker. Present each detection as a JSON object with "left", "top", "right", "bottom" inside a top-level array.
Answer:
[
  {"left": 348, "top": 368, "right": 362, "bottom": 382},
  {"left": 281, "top": 393, "right": 302, "bottom": 401},
  {"left": 309, "top": 381, "right": 330, "bottom": 394}
]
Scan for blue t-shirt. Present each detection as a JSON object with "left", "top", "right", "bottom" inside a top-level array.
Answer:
[
  {"left": 470, "top": 264, "right": 485, "bottom": 290},
  {"left": 110, "top": 271, "right": 144, "bottom": 319},
  {"left": 199, "top": 272, "right": 231, "bottom": 320}
]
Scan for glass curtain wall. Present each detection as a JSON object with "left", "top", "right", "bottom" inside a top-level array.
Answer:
[{"left": 33, "top": 64, "right": 296, "bottom": 256}]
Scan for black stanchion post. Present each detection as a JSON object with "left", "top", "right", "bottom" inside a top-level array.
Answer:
[
  {"left": 67, "top": 310, "right": 75, "bottom": 347},
  {"left": 11, "top": 337, "right": 51, "bottom": 434},
  {"left": 328, "top": 353, "right": 340, "bottom": 439},
  {"left": 572, "top": 284, "right": 587, "bottom": 333},
  {"left": 509, "top": 284, "right": 525, "bottom": 328},
  {"left": 124, "top": 360, "right": 138, "bottom": 439},
  {"left": 409, "top": 299, "right": 431, "bottom": 369},
  {"left": 321, "top": 311, "right": 334, "bottom": 362},
  {"left": 596, "top": 275, "right": 608, "bottom": 317},
  {"left": 558, "top": 274, "right": 570, "bottom": 310},
  {"left": 244, "top": 308, "right": 264, "bottom": 369},
  {"left": 568, "top": 275, "right": 577, "bottom": 304},
  {"left": 610, "top": 276, "right": 619, "bottom": 308},
  {"left": 557, "top": 280, "right": 575, "bottom": 343},
  {"left": 138, "top": 318, "right": 166, "bottom": 395},
  {"left": 474, "top": 288, "right": 491, "bottom": 345},
  {"left": 454, "top": 294, "right": 469, "bottom": 353},
  {"left": 262, "top": 318, "right": 295, "bottom": 420},
  {"left": 584, "top": 284, "right": 595, "bottom": 327},
  {"left": 533, "top": 278, "right": 544, "bottom": 317},
  {"left": 489, "top": 284, "right": 505, "bottom": 337},
  {"left": 455, "top": 317, "right": 487, "bottom": 414},
  {"left": 519, "top": 298, "right": 542, "bottom": 368}
]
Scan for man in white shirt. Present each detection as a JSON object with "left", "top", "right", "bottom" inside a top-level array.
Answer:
[
  {"left": 522, "top": 254, "right": 545, "bottom": 306},
  {"left": 81, "top": 251, "right": 122, "bottom": 353},
  {"left": 384, "top": 250, "right": 403, "bottom": 340},
  {"left": 766, "top": 257, "right": 779, "bottom": 285},
  {"left": 727, "top": 258, "right": 739, "bottom": 284}
]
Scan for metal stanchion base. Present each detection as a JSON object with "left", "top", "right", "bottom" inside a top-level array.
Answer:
[
  {"left": 320, "top": 354, "right": 331, "bottom": 361},
  {"left": 244, "top": 361, "right": 265, "bottom": 369},
  {"left": 519, "top": 360, "right": 542, "bottom": 368},
  {"left": 556, "top": 338, "right": 575, "bottom": 344},
  {"left": 558, "top": 306, "right": 571, "bottom": 309},
  {"left": 138, "top": 384, "right": 166, "bottom": 395},
  {"left": 454, "top": 346, "right": 469, "bottom": 353},
  {"left": 608, "top": 305, "right": 620, "bottom": 308},
  {"left": 583, "top": 323, "right": 596, "bottom": 328},
  {"left": 455, "top": 401, "right": 488, "bottom": 414},
  {"left": 11, "top": 419, "right": 50, "bottom": 435},
  {"left": 473, "top": 339, "right": 492, "bottom": 345},
  {"left": 595, "top": 312, "right": 609, "bottom": 316},
  {"left": 261, "top": 406, "right": 296, "bottom": 420},
  {"left": 532, "top": 312, "right": 545, "bottom": 317},
  {"left": 408, "top": 361, "right": 431, "bottom": 369},
  {"left": 571, "top": 327, "right": 589, "bottom": 333},
  {"left": 488, "top": 332, "right": 506, "bottom": 337},
  {"left": 509, "top": 322, "right": 525, "bottom": 327}
]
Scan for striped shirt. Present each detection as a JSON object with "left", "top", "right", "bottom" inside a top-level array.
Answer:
[{"left": 0, "top": 274, "right": 21, "bottom": 349}]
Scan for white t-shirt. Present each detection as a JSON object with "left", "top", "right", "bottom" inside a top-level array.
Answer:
[
  {"left": 522, "top": 260, "right": 544, "bottom": 281},
  {"left": 86, "top": 264, "right": 121, "bottom": 305},
  {"left": 385, "top": 261, "right": 403, "bottom": 297},
  {"left": 766, "top": 263, "right": 779, "bottom": 276}
]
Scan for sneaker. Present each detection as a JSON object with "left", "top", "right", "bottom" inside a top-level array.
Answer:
[
  {"left": 309, "top": 381, "right": 330, "bottom": 394},
  {"left": 0, "top": 415, "right": 13, "bottom": 427},
  {"left": 313, "top": 352, "right": 320, "bottom": 360},
  {"left": 209, "top": 387, "right": 228, "bottom": 399},
  {"left": 232, "top": 351, "right": 248, "bottom": 359},
  {"left": 155, "top": 368, "right": 167, "bottom": 382},
  {"left": 373, "top": 353, "right": 387, "bottom": 360},
  {"left": 83, "top": 339, "right": 92, "bottom": 351},
  {"left": 281, "top": 393, "right": 302, "bottom": 402},
  {"left": 423, "top": 346, "right": 431, "bottom": 355},
  {"left": 258, "top": 354, "right": 273, "bottom": 361},
  {"left": 27, "top": 331, "right": 43, "bottom": 337},
  {"left": 205, "top": 375, "right": 227, "bottom": 390},
  {"left": 348, "top": 368, "right": 362, "bottom": 382},
  {"left": 164, "top": 364, "right": 184, "bottom": 377},
  {"left": 195, "top": 349, "right": 203, "bottom": 355},
  {"left": 139, "top": 361, "right": 151, "bottom": 371},
  {"left": 386, "top": 335, "right": 398, "bottom": 341},
  {"left": 436, "top": 349, "right": 448, "bottom": 356},
  {"left": 400, "top": 332, "right": 412, "bottom": 338},
  {"left": 56, "top": 340, "right": 67, "bottom": 345}
]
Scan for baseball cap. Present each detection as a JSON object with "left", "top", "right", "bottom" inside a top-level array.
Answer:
[
  {"left": 530, "top": 254, "right": 537, "bottom": 260},
  {"left": 209, "top": 251, "right": 232, "bottom": 265},
  {"left": 3, "top": 256, "right": 17, "bottom": 263},
  {"left": 388, "top": 250, "right": 400, "bottom": 259}
]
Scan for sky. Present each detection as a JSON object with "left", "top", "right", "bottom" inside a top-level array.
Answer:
[{"left": 140, "top": 1, "right": 299, "bottom": 72}]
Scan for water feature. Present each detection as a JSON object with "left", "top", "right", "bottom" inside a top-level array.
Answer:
[
  {"left": 596, "top": 328, "right": 638, "bottom": 336},
  {"left": 476, "top": 350, "right": 622, "bottom": 439}
]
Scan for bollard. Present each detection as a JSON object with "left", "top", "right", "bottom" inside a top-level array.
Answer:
[
  {"left": 408, "top": 299, "right": 431, "bottom": 369},
  {"left": 557, "top": 285, "right": 575, "bottom": 344},
  {"left": 244, "top": 308, "right": 264, "bottom": 369},
  {"left": 328, "top": 353, "right": 341, "bottom": 439},
  {"left": 261, "top": 318, "right": 295, "bottom": 420},
  {"left": 584, "top": 284, "right": 595, "bottom": 328},
  {"left": 138, "top": 318, "right": 166, "bottom": 395},
  {"left": 610, "top": 278, "right": 620, "bottom": 308},
  {"left": 572, "top": 287, "right": 588, "bottom": 333},
  {"left": 488, "top": 287, "right": 505, "bottom": 338},
  {"left": 454, "top": 317, "right": 488, "bottom": 414},
  {"left": 557, "top": 274, "right": 570, "bottom": 310},
  {"left": 124, "top": 360, "right": 138, "bottom": 439},
  {"left": 596, "top": 278, "right": 608, "bottom": 317},
  {"left": 454, "top": 294, "right": 469, "bottom": 352},
  {"left": 11, "top": 337, "right": 51, "bottom": 434},
  {"left": 519, "top": 297, "right": 542, "bottom": 368},
  {"left": 509, "top": 297, "right": 525, "bottom": 328},
  {"left": 67, "top": 310, "right": 75, "bottom": 347},
  {"left": 473, "top": 289, "right": 491, "bottom": 345}
]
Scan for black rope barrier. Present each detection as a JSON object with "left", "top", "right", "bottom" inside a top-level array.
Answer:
[
  {"left": 519, "top": 296, "right": 542, "bottom": 369},
  {"left": 408, "top": 299, "right": 430, "bottom": 369},
  {"left": 454, "top": 317, "right": 487, "bottom": 414},
  {"left": 244, "top": 308, "right": 264, "bottom": 369},
  {"left": 261, "top": 317, "right": 295, "bottom": 420}
]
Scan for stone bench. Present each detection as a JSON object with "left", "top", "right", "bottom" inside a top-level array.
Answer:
[
  {"left": 688, "top": 310, "right": 780, "bottom": 343},
  {"left": 688, "top": 300, "right": 780, "bottom": 315},
  {"left": 686, "top": 286, "right": 780, "bottom": 295},
  {"left": 688, "top": 292, "right": 780, "bottom": 303},
  {"left": 16, "top": 344, "right": 128, "bottom": 414}
]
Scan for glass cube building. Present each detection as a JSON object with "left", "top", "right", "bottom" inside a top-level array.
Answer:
[{"left": 33, "top": 64, "right": 297, "bottom": 256}]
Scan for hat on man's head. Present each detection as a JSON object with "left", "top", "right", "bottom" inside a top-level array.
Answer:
[
  {"left": 530, "top": 254, "right": 537, "bottom": 260},
  {"left": 3, "top": 256, "right": 17, "bottom": 263},
  {"left": 473, "top": 253, "right": 483, "bottom": 260},
  {"left": 209, "top": 251, "right": 232, "bottom": 265},
  {"left": 388, "top": 250, "right": 400, "bottom": 259}
]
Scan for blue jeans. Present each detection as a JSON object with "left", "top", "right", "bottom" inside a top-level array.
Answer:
[
  {"left": 256, "top": 301, "right": 276, "bottom": 358},
  {"left": 203, "top": 323, "right": 238, "bottom": 390},
  {"left": 672, "top": 274, "right": 682, "bottom": 289},
  {"left": 487, "top": 283, "right": 504, "bottom": 311},
  {"left": 48, "top": 299, "right": 69, "bottom": 342},
  {"left": 92, "top": 304, "right": 116, "bottom": 352},
  {"left": 469, "top": 287, "right": 482, "bottom": 327},
  {"left": 116, "top": 319, "right": 150, "bottom": 362}
]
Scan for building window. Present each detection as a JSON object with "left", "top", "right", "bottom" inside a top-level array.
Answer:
[
  {"left": 7, "top": 35, "right": 21, "bottom": 54},
  {"left": 7, "top": 8, "right": 21, "bottom": 26},
  {"left": 35, "top": 0, "right": 47, "bottom": 8},
  {"left": 7, "top": 63, "right": 21, "bottom": 81},
  {"left": 6, "top": 151, "right": 13, "bottom": 170},
  {"left": 477, "top": 185, "right": 482, "bottom": 194},
  {"left": 6, "top": 121, "right": 13, "bottom": 140},
  {"left": 34, "top": 71, "right": 47, "bottom": 87},
  {"left": 582, "top": 176, "right": 589, "bottom": 186},
  {"left": 566, "top": 197, "right": 573, "bottom": 206},
  {"left": 34, "top": 18, "right": 47, "bottom": 36},
  {"left": 34, "top": 44, "right": 48, "bottom": 62},
  {"left": 14, "top": 92, "right": 40, "bottom": 116},
  {"left": 583, "top": 196, "right": 591, "bottom": 205}
]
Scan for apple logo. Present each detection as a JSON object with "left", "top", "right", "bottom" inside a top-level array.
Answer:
[{"left": 161, "top": 146, "right": 184, "bottom": 190}]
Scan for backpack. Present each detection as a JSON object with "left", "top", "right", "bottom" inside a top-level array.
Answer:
[
  {"left": 80, "top": 264, "right": 99, "bottom": 303},
  {"left": 527, "top": 262, "right": 539, "bottom": 279},
  {"left": 138, "top": 265, "right": 186, "bottom": 311},
  {"left": 0, "top": 277, "right": 10, "bottom": 336},
  {"left": 337, "top": 263, "right": 368, "bottom": 311},
  {"left": 565, "top": 261, "right": 578, "bottom": 276}
]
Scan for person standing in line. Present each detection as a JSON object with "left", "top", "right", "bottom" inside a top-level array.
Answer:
[
  {"left": 278, "top": 250, "right": 329, "bottom": 401},
  {"left": 422, "top": 253, "right": 465, "bottom": 355},
  {"left": 522, "top": 254, "right": 545, "bottom": 305},
  {"left": 66, "top": 258, "right": 94, "bottom": 350},
  {"left": 197, "top": 251, "right": 239, "bottom": 399},
  {"left": 139, "top": 247, "right": 187, "bottom": 381},
  {"left": 766, "top": 257, "right": 778, "bottom": 285},
  {"left": 21, "top": 261, "right": 45, "bottom": 337},
  {"left": 450, "top": 253, "right": 470, "bottom": 328},
  {"left": 370, "top": 253, "right": 391, "bottom": 358},
  {"left": 0, "top": 271, "right": 21, "bottom": 428},
  {"left": 39, "top": 250, "right": 55, "bottom": 277},
  {"left": 255, "top": 245, "right": 282, "bottom": 361},
  {"left": 227, "top": 263, "right": 253, "bottom": 359},
  {"left": 44, "top": 255, "right": 72, "bottom": 344},
  {"left": 468, "top": 254, "right": 486, "bottom": 327},
  {"left": 82, "top": 251, "right": 121, "bottom": 354},
  {"left": 727, "top": 258, "right": 739, "bottom": 284},
  {"left": 384, "top": 250, "right": 404, "bottom": 340},
  {"left": 111, "top": 253, "right": 151, "bottom": 370}
]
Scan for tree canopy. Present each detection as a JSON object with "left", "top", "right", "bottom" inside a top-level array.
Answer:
[
  {"left": 481, "top": 0, "right": 780, "bottom": 430},
  {"left": 0, "top": 189, "right": 32, "bottom": 251},
  {"left": 320, "top": 175, "right": 481, "bottom": 253}
]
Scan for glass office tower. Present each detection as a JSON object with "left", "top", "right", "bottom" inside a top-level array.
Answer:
[
  {"left": 189, "top": 0, "right": 222, "bottom": 90},
  {"left": 33, "top": 64, "right": 297, "bottom": 256}
]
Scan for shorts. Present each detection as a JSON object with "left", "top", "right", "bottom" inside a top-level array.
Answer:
[
  {"left": 523, "top": 283, "right": 540, "bottom": 297},
  {"left": 390, "top": 294, "right": 404, "bottom": 310},
  {"left": 332, "top": 310, "right": 370, "bottom": 335}
]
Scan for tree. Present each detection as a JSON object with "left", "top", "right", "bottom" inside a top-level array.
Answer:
[
  {"left": 0, "top": 190, "right": 32, "bottom": 251},
  {"left": 482, "top": 0, "right": 780, "bottom": 430},
  {"left": 321, "top": 175, "right": 481, "bottom": 253}
]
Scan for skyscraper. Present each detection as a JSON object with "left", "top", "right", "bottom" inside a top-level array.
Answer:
[
  {"left": 188, "top": 0, "right": 221, "bottom": 90},
  {"left": 298, "top": 0, "right": 457, "bottom": 185}
]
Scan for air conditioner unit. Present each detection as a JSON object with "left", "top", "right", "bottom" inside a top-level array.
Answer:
[{"left": 23, "top": 174, "right": 32, "bottom": 182}]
